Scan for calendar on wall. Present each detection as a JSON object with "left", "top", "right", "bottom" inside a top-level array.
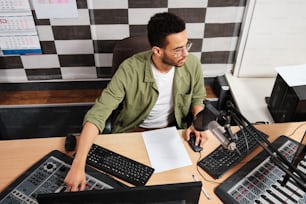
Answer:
[{"left": 0, "top": 0, "right": 42, "bottom": 55}]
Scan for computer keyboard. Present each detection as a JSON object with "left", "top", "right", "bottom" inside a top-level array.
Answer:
[
  {"left": 198, "top": 125, "right": 268, "bottom": 179},
  {"left": 87, "top": 144, "right": 155, "bottom": 186}
]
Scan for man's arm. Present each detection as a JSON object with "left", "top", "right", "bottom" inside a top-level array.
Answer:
[
  {"left": 64, "top": 122, "right": 99, "bottom": 191},
  {"left": 185, "top": 105, "right": 208, "bottom": 147},
  {"left": 192, "top": 104, "right": 204, "bottom": 118}
]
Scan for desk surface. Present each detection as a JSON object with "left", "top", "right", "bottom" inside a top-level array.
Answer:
[{"left": 1, "top": 122, "right": 306, "bottom": 203}]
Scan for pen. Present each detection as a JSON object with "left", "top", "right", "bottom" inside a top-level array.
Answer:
[{"left": 192, "top": 174, "right": 211, "bottom": 200}]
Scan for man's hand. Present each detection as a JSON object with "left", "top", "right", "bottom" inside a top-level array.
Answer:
[
  {"left": 64, "top": 122, "right": 99, "bottom": 191},
  {"left": 185, "top": 124, "right": 208, "bottom": 147},
  {"left": 64, "top": 161, "right": 86, "bottom": 192}
]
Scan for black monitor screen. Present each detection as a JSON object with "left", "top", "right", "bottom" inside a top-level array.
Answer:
[{"left": 36, "top": 181, "right": 202, "bottom": 204}]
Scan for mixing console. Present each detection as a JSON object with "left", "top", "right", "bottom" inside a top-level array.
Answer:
[
  {"left": 0, "top": 150, "right": 125, "bottom": 204},
  {"left": 215, "top": 136, "right": 306, "bottom": 204}
]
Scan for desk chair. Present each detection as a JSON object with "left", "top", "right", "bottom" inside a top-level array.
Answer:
[
  {"left": 103, "top": 36, "right": 151, "bottom": 133},
  {"left": 111, "top": 35, "right": 151, "bottom": 76}
]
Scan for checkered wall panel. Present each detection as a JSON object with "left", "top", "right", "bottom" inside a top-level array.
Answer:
[{"left": 0, "top": 0, "right": 246, "bottom": 82}]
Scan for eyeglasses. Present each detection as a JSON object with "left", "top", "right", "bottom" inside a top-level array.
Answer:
[{"left": 172, "top": 41, "right": 192, "bottom": 57}]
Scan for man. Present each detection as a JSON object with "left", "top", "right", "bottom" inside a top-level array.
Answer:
[{"left": 64, "top": 12, "right": 207, "bottom": 191}]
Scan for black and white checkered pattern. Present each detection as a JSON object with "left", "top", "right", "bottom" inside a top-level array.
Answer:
[{"left": 0, "top": 0, "right": 246, "bottom": 82}]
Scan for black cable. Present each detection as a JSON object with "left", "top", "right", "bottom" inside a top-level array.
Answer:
[
  {"left": 230, "top": 112, "right": 250, "bottom": 152},
  {"left": 287, "top": 122, "right": 306, "bottom": 137},
  {"left": 196, "top": 151, "right": 222, "bottom": 185}
]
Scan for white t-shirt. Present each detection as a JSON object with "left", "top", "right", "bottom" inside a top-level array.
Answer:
[{"left": 139, "top": 64, "right": 175, "bottom": 128}]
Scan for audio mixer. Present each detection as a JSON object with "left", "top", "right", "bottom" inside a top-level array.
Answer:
[
  {"left": 0, "top": 150, "right": 125, "bottom": 204},
  {"left": 215, "top": 136, "right": 306, "bottom": 204}
]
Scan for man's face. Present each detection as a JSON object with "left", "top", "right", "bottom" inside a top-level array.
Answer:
[{"left": 160, "top": 30, "right": 191, "bottom": 67}]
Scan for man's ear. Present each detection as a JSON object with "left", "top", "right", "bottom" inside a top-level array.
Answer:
[{"left": 152, "top": 46, "right": 162, "bottom": 56}]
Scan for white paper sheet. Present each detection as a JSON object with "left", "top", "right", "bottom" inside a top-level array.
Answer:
[
  {"left": 142, "top": 127, "right": 192, "bottom": 173},
  {"left": 275, "top": 64, "right": 306, "bottom": 87}
]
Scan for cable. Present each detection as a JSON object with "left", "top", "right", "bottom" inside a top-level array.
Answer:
[
  {"left": 196, "top": 151, "right": 222, "bottom": 185},
  {"left": 287, "top": 122, "right": 306, "bottom": 137}
]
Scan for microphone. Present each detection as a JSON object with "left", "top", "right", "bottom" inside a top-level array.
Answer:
[
  {"left": 207, "top": 121, "right": 237, "bottom": 151},
  {"left": 193, "top": 100, "right": 222, "bottom": 131}
]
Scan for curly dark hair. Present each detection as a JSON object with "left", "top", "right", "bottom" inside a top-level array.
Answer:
[{"left": 147, "top": 12, "right": 186, "bottom": 48}]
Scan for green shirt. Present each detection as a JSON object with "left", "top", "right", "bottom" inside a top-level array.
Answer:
[{"left": 84, "top": 50, "right": 206, "bottom": 133}]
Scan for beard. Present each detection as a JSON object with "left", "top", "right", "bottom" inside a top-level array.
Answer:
[{"left": 161, "top": 54, "right": 186, "bottom": 67}]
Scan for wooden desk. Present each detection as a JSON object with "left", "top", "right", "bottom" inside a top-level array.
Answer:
[{"left": 1, "top": 122, "right": 305, "bottom": 203}]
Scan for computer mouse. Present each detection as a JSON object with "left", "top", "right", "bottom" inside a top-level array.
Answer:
[
  {"left": 188, "top": 134, "right": 203, "bottom": 152},
  {"left": 65, "top": 134, "right": 76, "bottom": 152}
]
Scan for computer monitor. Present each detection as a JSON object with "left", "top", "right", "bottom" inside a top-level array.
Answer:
[{"left": 36, "top": 181, "right": 202, "bottom": 204}]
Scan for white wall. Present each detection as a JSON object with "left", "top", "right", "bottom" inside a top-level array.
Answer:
[{"left": 234, "top": 0, "right": 306, "bottom": 77}]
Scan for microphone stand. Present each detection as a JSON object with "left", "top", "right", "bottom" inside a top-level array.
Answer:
[
  {"left": 226, "top": 101, "right": 306, "bottom": 192},
  {"left": 219, "top": 112, "right": 241, "bottom": 155}
]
